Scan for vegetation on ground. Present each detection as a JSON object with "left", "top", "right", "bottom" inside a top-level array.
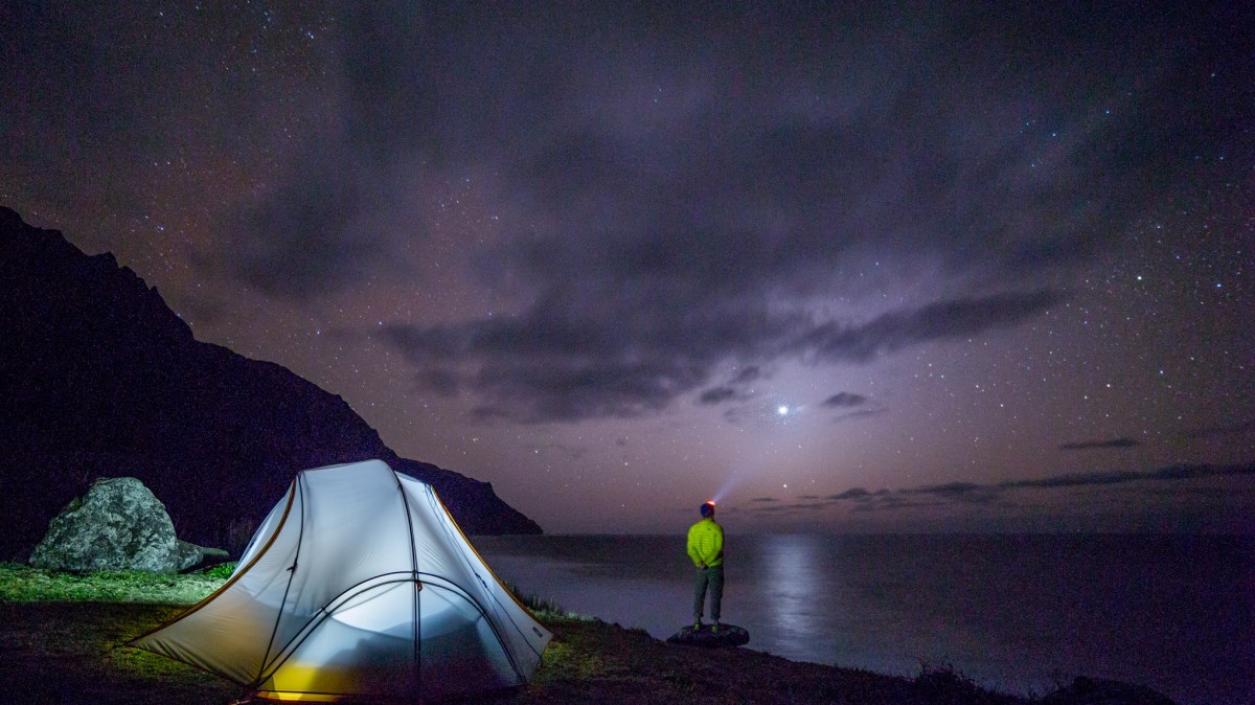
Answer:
[
  {"left": 0, "top": 564, "right": 1166, "bottom": 704},
  {"left": 505, "top": 580, "right": 581, "bottom": 619},
  {"left": 0, "top": 562, "right": 233, "bottom": 604}
]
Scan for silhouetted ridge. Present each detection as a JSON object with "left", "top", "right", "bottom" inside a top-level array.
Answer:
[{"left": 0, "top": 207, "right": 540, "bottom": 559}]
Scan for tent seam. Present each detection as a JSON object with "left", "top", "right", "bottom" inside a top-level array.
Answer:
[
  {"left": 126, "top": 478, "right": 299, "bottom": 648},
  {"left": 428, "top": 488, "right": 547, "bottom": 662},
  {"left": 392, "top": 469, "right": 423, "bottom": 698},
  {"left": 253, "top": 470, "right": 307, "bottom": 685}
]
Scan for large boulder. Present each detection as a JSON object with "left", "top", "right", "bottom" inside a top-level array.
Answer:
[{"left": 29, "top": 477, "right": 204, "bottom": 572}]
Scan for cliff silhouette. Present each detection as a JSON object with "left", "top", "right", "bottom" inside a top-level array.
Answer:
[{"left": 0, "top": 207, "right": 540, "bottom": 560}]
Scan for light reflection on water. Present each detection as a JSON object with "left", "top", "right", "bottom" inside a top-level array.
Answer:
[
  {"left": 474, "top": 533, "right": 1253, "bottom": 705},
  {"left": 760, "top": 534, "right": 822, "bottom": 642}
]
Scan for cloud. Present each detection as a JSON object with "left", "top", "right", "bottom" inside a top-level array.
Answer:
[
  {"left": 833, "top": 408, "right": 889, "bottom": 424},
  {"left": 825, "top": 487, "right": 875, "bottom": 501},
  {"left": 752, "top": 501, "right": 831, "bottom": 513},
  {"left": 382, "top": 290, "right": 1064, "bottom": 422},
  {"left": 1180, "top": 420, "right": 1255, "bottom": 439},
  {"left": 797, "top": 290, "right": 1064, "bottom": 364},
  {"left": 749, "top": 497, "right": 777, "bottom": 503},
  {"left": 821, "top": 392, "right": 868, "bottom": 408},
  {"left": 822, "top": 463, "right": 1255, "bottom": 513},
  {"left": 415, "top": 368, "right": 460, "bottom": 397},
  {"left": 901, "top": 482, "right": 1001, "bottom": 504},
  {"left": 850, "top": 497, "right": 947, "bottom": 513},
  {"left": 340, "top": 3, "right": 1194, "bottom": 424},
  {"left": 46, "top": 1, "right": 1221, "bottom": 421},
  {"left": 698, "top": 386, "right": 750, "bottom": 405},
  {"left": 1059, "top": 437, "right": 1141, "bottom": 450},
  {"left": 695, "top": 365, "right": 766, "bottom": 405},
  {"left": 199, "top": 4, "right": 432, "bottom": 301},
  {"left": 1002, "top": 464, "right": 1255, "bottom": 489}
]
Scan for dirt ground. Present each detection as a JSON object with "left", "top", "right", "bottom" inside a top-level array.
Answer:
[{"left": 0, "top": 602, "right": 1177, "bottom": 705}]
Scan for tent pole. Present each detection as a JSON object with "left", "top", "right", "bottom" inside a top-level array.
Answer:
[
  {"left": 394, "top": 471, "right": 422, "bottom": 702},
  {"left": 255, "top": 473, "right": 306, "bottom": 685}
]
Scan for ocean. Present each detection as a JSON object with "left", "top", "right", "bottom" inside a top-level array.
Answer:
[{"left": 475, "top": 533, "right": 1253, "bottom": 705}]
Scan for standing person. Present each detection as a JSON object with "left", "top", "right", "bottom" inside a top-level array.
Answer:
[{"left": 687, "top": 500, "right": 725, "bottom": 632}]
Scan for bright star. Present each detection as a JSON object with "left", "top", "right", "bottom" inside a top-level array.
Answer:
[{"left": 777, "top": 405, "right": 790, "bottom": 416}]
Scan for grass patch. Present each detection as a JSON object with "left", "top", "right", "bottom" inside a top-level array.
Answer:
[
  {"left": 196, "top": 561, "right": 237, "bottom": 580},
  {"left": 505, "top": 580, "right": 574, "bottom": 618},
  {"left": 913, "top": 662, "right": 1008, "bottom": 704},
  {"left": 0, "top": 563, "right": 225, "bottom": 604}
]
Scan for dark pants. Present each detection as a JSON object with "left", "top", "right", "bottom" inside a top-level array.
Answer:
[{"left": 692, "top": 565, "right": 724, "bottom": 622}]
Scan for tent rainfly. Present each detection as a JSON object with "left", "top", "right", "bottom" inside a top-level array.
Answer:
[{"left": 131, "top": 460, "right": 551, "bottom": 702}]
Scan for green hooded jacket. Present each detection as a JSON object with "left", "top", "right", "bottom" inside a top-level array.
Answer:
[{"left": 686, "top": 517, "right": 724, "bottom": 568}]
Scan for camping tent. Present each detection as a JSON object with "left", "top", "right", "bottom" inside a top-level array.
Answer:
[{"left": 131, "top": 459, "right": 551, "bottom": 702}]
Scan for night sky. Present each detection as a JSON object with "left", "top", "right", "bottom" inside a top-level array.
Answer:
[{"left": 3, "top": 2, "right": 1252, "bottom": 533}]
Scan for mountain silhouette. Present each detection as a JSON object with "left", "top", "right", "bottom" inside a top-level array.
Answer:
[{"left": 0, "top": 207, "right": 539, "bottom": 560}]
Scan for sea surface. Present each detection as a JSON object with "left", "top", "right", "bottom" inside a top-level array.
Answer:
[{"left": 475, "top": 534, "right": 1253, "bottom": 705}]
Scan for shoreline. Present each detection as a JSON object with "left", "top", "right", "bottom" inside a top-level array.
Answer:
[
  {"left": 0, "top": 602, "right": 1181, "bottom": 705},
  {"left": 0, "top": 564, "right": 1181, "bottom": 704}
]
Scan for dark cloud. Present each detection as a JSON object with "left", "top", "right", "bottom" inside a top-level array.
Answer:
[
  {"left": 201, "top": 0, "right": 1217, "bottom": 421},
  {"left": 833, "top": 408, "right": 889, "bottom": 424},
  {"left": 850, "top": 497, "right": 947, "bottom": 513},
  {"left": 825, "top": 488, "right": 874, "bottom": 501},
  {"left": 752, "top": 501, "right": 831, "bottom": 513},
  {"left": 326, "top": 2, "right": 1206, "bottom": 423},
  {"left": 383, "top": 290, "right": 1063, "bottom": 422},
  {"left": 822, "top": 392, "right": 868, "bottom": 408},
  {"left": 5, "top": 1, "right": 1254, "bottom": 535},
  {"left": 223, "top": 153, "right": 377, "bottom": 299},
  {"left": 1060, "top": 437, "right": 1141, "bottom": 450},
  {"left": 1180, "top": 420, "right": 1255, "bottom": 439},
  {"left": 1002, "top": 464, "right": 1255, "bottom": 489},
  {"left": 199, "top": 4, "right": 431, "bottom": 300},
  {"left": 749, "top": 497, "right": 777, "bottom": 503},
  {"left": 698, "top": 386, "right": 750, "bottom": 405},
  {"left": 787, "top": 502, "right": 829, "bottom": 512},
  {"left": 822, "top": 463, "right": 1255, "bottom": 513},
  {"left": 902, "top": 482, "right": 1001, "bottom": 504},
  {"left": 696, "top": 366, "right": 764, "bottom": 405},
  {"left": 416, "top": 368, "right": 460, "bottom": 398},
  {"left": 798, "top": 290, "right": 1064, "bottom": 364}
]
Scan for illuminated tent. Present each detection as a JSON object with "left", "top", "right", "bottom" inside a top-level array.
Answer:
[{"left": 131, "top": 460, "right": 551, "bottom": 702}]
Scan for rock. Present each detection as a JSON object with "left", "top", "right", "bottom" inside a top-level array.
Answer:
[
  {"left": 667, "top": 623, "right": 750, "bottom": 648},
  {"left": 29, "top": 477, "right": 191, "bottom": 572},
  {"left": 176, "top": 541, "right": 230, "bottom": 570},
  {"left": 199, "top": 545, "right": 231, "bottom": 560},
  {"left": 174, "top": 540, "right": 204, "bottom": 571}
]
